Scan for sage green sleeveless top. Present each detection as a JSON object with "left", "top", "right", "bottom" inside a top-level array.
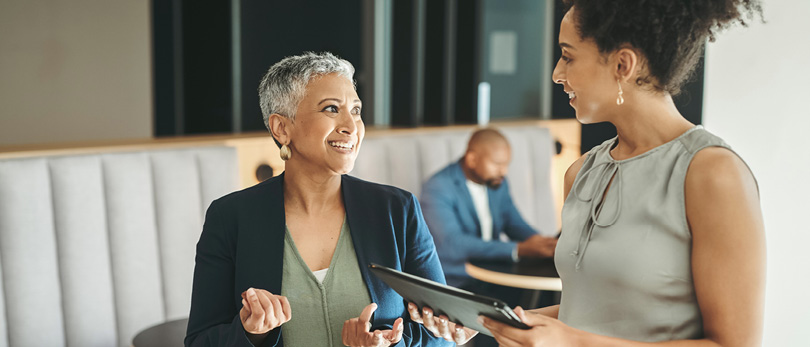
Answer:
[
  {"left": 555, "top": 126, "right": 741, "bottom": 342},
  {"left": 280, "top": 219, "right": 372, "bottom": 346}
]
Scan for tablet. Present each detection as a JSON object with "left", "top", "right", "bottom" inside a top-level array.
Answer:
[{"left": 368, "top": 263, "right": 530, "bottom": 337}]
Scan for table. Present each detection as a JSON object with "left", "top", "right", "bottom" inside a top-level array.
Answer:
[
  {"left": 132, "top": 318, "right": 188, "bottom": 347},
  {"left": 466, "top": 257, "right": 561, "bottom": 309},
  {"left": 465, "top": 257, "right": 561, "bottom": 291}
]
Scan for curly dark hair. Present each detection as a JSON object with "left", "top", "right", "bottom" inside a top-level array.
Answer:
[{"left": 562, "top": 0, "right": 763, "bottom": 95}]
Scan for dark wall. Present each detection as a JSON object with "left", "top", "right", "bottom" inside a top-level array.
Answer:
[
  {"left": 423, "top": 0, "right": 447, "bottom": 125},
  {"left": 153, "top": 1, "right": 702, "bottom": 139},
  {"left": 240, "top": 0, "right": 363, "bottom": 132},
  {"left": 153, "top": 0, "right": 363, "bottom": 136},
  {"left": 391, "top": 0, "right": 416, "bottom": 126},
  {"left": 183, "top": 1, "right": 233, "bottom": 134},
  {"left": 152, "top": 0, "right": 178, "bottom": 136},
  {"left": 154, "top": 0, "right": 486, "bottom": 133},
  {"left": 390, "top": 0, "right": 481, "bottom": 127},
  {"left": 453, "top": 1, "right": 481, "bottom": 125}
]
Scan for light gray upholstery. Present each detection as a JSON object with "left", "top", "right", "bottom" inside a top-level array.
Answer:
[
  {"left": 0, "top": 159, "right": 67, "bottom": 346},
  {"left": 0, "top": 147, "right": 238, "bottom": 347},
  {"left": 0, "top": 124, "right": 555, "bottom": 346},
  {"left": 352, "top": 125, "right": 558, "bottom": 235}
]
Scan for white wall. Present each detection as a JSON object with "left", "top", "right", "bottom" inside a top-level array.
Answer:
[
  {"left": 0, "top": 0, "right": 151, "bottom": 147},
  {"left": 703, "top": 0, "right": 810, "bottom": 345}
]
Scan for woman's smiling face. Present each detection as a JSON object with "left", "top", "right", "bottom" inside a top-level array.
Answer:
[
  {"left": 287, "top": 73, "right": 364, "bottom": 175},
  {"left": 552, "top": 7, "right": 622, "bottom": 124}
]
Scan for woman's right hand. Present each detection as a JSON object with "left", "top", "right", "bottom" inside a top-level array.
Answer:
[
  {"left": 407, "top": 302, "right": 478, "bottom": 344},
  {"left": 240, "top": 287, "right": 292, "bottom": 335}
]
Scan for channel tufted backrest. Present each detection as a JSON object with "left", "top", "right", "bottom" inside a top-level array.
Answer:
[
  {"left": 0, "top": 146, "right": 238, "bottom": 347},
  {"left": 351, "top": 125, "right": 558, "bottom": 235}
]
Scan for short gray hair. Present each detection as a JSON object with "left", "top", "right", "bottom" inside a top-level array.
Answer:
[{"left": 258, "top": 52, "right": 355, "bottom": 130}]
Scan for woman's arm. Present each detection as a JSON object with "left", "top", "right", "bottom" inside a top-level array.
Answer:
[
  {"left": 682, "top": 147, "right": 765, "bottom": 346},
  {"left": 483, "top": 147, "right": 766, "bottom": 347}
]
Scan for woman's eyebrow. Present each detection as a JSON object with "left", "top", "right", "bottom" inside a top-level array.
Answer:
[
  {"left": 559, "top": 42, "right": 576, "bottom": 50},
  {"left": 318, "top": 98, "right": 341, "bottom": 105},
  {"left": 318, "top": 98, "right": 363, "bottom": 105}
]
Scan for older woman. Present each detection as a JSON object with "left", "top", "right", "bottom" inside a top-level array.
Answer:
[
  {"left": 421, "top": 0, "right": 766, "bottom": 346},
  {"left": 184, "top": 52, "right": 452, "bottom": 347}
]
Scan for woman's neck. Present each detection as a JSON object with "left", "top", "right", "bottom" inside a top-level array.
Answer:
[
  {"left": 282, "top": 161, "right": 344, "bottom": 215},
  {"left": 609, "top": 93, "right": 694, "bottom": 160}
]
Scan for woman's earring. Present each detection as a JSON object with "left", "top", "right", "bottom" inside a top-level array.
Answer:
[
  {"left": 280, "top": 144, "right": 291, "bottom": 161},
  {"left": 616, "top": 80, "right": 624, "bottom": 105}
]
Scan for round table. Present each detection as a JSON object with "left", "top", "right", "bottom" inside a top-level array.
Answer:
[
  {"left": 465, "top": 257, "right": 561, "bottom": 291},
  {"left": 132, "top": 318, "right": 188, "bottom": 347}
]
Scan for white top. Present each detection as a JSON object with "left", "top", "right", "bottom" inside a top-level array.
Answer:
[
  {"left": 466, "top": 179, "right": 493, "bottom": 241},
  {"left": 312, "top": 268, "right": 328, "bottom": 283}
]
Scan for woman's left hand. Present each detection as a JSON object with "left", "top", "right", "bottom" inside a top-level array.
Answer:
[
  {"left": 342, "top": 303, "right": 404, "bottom": 347},
  {"left": 481, "top": 306, "right": 584, "bottom": 347}
]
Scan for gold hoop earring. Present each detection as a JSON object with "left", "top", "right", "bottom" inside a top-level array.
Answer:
[
  {"left": 279, "top": 144, "right": 291, "bottom": 161},
  {"left": 616, "top": 80, "right": 624, "bottom": 105}
]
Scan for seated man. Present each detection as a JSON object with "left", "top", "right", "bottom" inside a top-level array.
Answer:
[
  {"left": 420, "top": 128, "right": 557, "bottom": 346},
  {"left": 420, "top": 128, "right": 557, "bottom": 290}
]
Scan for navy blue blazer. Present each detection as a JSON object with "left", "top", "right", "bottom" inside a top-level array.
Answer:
[
  {"left": 420, "top": 162, "right": 538, "bottom": 287},
  {"left": 185, "top": 173, "right": 452, "bottom": 347}
]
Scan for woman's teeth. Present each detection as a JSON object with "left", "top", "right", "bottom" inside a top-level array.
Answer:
[
  {"left": 568, "top": 91, "right": 576, "bottom": 99},
  {"left": 329, "top": 141, "right": 354, "bottom": 149}
]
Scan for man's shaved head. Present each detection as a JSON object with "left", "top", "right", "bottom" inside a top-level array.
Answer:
[
  {"left": 466, "top": 128, "right": 510, "bottom": 155},
  {"left": 463, "top": 128, "right": 511, "bottom": 188}
]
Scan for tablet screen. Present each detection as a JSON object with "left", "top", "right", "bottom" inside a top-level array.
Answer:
[{"left": 369, "top": 263, "right": 529, "bottom": 336}]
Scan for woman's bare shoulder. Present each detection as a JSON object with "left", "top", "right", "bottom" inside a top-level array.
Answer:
[
  {"left": 685, "top": 146, "right": 761, "bottom": 237},
  {"left": 686, "top": 147, "right": 757, "bottom": 199}
]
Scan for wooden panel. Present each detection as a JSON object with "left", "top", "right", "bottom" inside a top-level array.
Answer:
[
  {"left": 538, "top": 119, "right": 581, "bottom": 228},
  {"left": 224, "top": 137, "right": 284, "bottom": 188}
]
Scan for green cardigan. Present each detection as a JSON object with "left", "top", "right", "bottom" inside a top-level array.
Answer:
[{"left": 280, "top": 219, "right": 372, "bottom": 346}]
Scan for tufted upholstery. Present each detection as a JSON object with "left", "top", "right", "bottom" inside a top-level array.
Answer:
[
  {"left": 0, "top": 147, "right": 238, "bottom": 347},
  {"left": 351, "top": 124, "right": 558, "bottom": 236},
  {"left": 0, "top": 123, "right": 559, "bottom": 347}
]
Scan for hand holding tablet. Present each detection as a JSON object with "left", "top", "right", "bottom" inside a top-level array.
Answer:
[
  {"left": 368, "top": 263, "right": 530, "bottom": 338},
  {"left": 406, "top": 302, "right": 477, "bottom": 344}
]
